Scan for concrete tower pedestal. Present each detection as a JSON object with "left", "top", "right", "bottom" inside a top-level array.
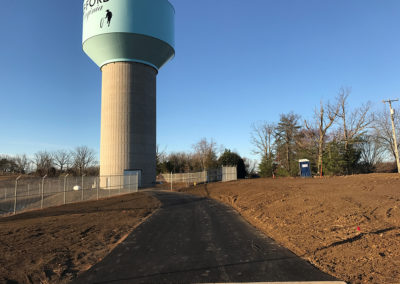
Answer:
[{"left": 100, "top": 62, "right": 157, "bottom": 188}]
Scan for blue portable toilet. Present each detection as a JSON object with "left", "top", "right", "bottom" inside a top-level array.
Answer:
[{"left": 299, "top": 159, "right": 311, "bottom": 177}]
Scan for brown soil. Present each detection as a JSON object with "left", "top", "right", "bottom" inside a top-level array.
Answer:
[
  {"left": 0, "top": 175, "right": 24, "bottom": 181},
  {"left": 0, "top": 192, "right": 160, "bottom": 284},
  {"left": 180, "top": 174, "right": 400, "bottom": 284}
]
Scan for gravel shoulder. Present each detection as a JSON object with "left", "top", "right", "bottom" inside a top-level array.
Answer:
[
  {"left": 180, "top": 174, "right": 400, "bottom": 284},
  {"left": 0, "top": 192, "right": 160, "bottom": 284}
]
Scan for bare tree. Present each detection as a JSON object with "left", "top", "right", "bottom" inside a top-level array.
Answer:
[
  {"left": 156, "top": 145, "right": 167, "bottom": 164},
  {"left": 275, "top": 112, "right": 302, "bottom": 174},
  {"left": 250, "top": 122, "right": 275, "bottom": 158},
  {"left": 192, "top": 138, "right": 219, "bottom": 171},
  {"left": 336, "top": 87, "right": 372, "bottom": 150},
  {"left": 305, "top": 100, "right": 339, "bottom": 175},
  {"left": 167, "top": 152, "right": 191, "bottom": 173},
  {"left": 0, "top": 155, "right": 18, "bottom": 174},
  {"left": 372, "top": 106, "right": 400, "bottom": 161},
  {"left": 71, "top": 146, "right": 96, "bottom": 175},
  {"left": 53, "top": 150, "right": 71, "bottom": 172},
  {"left": 243, "top": 157, "right": 257, "bottom": 176},
  {"left": 296, "top": 127, "right": 319, "bottom": 165},
  {"left": 33, "top": 151, "right": 54, "bottom": 176},
  {"left": 359, "top": 135, "right": 384, "bottom": 170},
  {"left": 14, "top": 154, "right": 31, "bottom": 174},
  {"left": 156, "top": 145, "right": 167, "bottom": 174}
]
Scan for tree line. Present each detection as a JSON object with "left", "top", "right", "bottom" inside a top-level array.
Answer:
[
  {"left": 252, "top": 87, "right": 397, "bottom": 177},
  {"left": 0, "top": 146, "right": 98, "bottom": 177},
  {"left": 157, "top": 138, "right": 255, "bottom": 178},
  {"left": 2, "top": 87, "right": 396, "bottom": 179}
]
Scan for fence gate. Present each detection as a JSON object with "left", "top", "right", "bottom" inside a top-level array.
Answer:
[
  {"left": 222, "top": 166, "right": 237, "bottom": 182},
  {"left": 124, "top": 170, "right": 142, "bottom": 188}
]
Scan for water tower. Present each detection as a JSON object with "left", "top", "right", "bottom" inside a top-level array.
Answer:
[{"left": 82, "top": 0, "right": 175, "bottom": 187}]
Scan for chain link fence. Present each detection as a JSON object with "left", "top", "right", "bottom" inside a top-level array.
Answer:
[
  {"left": 159, "top": 166, "right": 237, "bottom": 191},
  {"left": 0, "top": 174, "right": 139, "bottom": 216},
  {"left": 1, "top": 167, "right": 236, "bottom": 215}
]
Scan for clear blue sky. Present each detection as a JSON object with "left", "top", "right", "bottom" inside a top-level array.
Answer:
[{"left": 1, "top": 0, "right": 400, "bottom": 162}]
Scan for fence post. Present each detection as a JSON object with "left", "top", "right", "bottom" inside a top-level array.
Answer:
[
  {"left": 97, "top": 176, "right": 99, "bottom": 200},
  {"left": 14, "top": 175, "right": 22, "bottom": 215},
  {"left": 136, "top": 173, "right": 139, "bottom": 192},
  {"left": 27, "top": 184, "right": 30, "bottom": 196},
  {"left": 81, "top": 174, "right": 86, "bottom": 201},
  {"left": 170, "top": 172, "right": 172, "bottom": 191},
  {"left": 41, "top": 175, "right": 47, "bottom": 209},
  {"left": 129, "top": 175, "right": 132, "bottom": 193},
  {"left": 63, "top": 174, "right": 69, "bottom": 205}
]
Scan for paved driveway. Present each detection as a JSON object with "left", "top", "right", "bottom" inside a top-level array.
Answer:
[{"left": 74, "top": 191, "right": 342, "bottom": 283}]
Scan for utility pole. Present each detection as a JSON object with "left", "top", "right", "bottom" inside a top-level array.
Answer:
[{"left": 383, "top": 99, "right": 400, "bottom": 173}]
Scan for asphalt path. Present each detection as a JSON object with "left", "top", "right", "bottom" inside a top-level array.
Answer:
[{"left": 74, "top": 191, "right": 341, "bottom": 284}]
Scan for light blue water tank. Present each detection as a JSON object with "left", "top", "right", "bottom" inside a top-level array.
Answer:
[{"left": 82, "top": 0, "right": 175, "bottom": 70}]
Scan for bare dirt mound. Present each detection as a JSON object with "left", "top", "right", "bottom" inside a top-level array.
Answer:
[
  {"left": 0, "top": 192, "right": 160, "bottom": 284},
  {"left": 181, "top": 174, "right": 400, "bottom": 284}
]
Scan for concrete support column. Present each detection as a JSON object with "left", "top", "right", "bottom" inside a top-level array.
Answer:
[{"left": 100, "top": 62, "right": 157, "bottom": 188}]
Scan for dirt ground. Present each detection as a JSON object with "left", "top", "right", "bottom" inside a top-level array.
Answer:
[
  {"left": 0, "top": 192, "right": 160, "bottom": 284},
  {"left": 181, "top": 174, "right": 400, "bottom": 284},
  {"left": 1, "top": 174, "right": 399, "bottom": 284}
]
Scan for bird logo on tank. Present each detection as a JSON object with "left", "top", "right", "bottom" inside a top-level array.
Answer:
[{"left": 100, "top": 9, "right": 113, "bottom": 28}]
